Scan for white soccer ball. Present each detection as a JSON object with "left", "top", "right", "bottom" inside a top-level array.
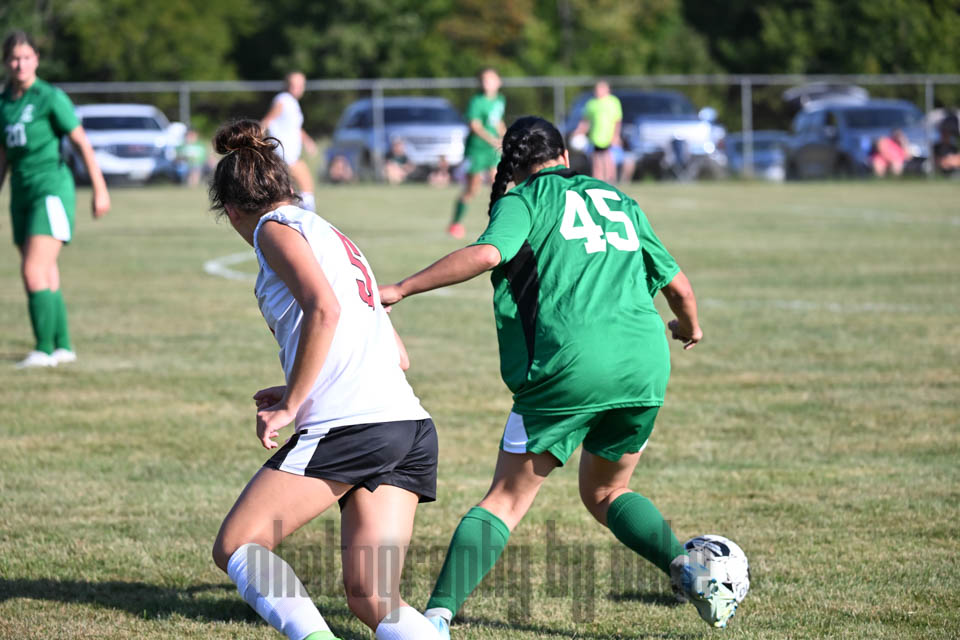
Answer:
[{"left": 684, "top": 534, "right": 750, "bottom": 603}]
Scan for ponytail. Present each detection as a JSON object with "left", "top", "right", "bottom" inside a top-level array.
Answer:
[
  {"left": 209, "top": 119, "right": 300, "bottom": 216},
  {"left": 488, "top": 155, "right": 514, "bottom": 216},
  {"left": 486, "top": 116, "right": 566, "bottom": 216}
]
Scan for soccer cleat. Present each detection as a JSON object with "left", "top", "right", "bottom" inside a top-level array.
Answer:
[
  {"left": 51, "top": 348, "right": 77, "bottom": 364},
  {"left": 673, "top": 555, "right": 739, "bottom": 628},
  {"left": 15, "top": 350, "right": 58, "bottom": 369},
  {"left": 447, "top": 222, "right": 465, "bottom": 239},
  {"left": 426, "top": 614, "right": 451, "bottom": 640}
]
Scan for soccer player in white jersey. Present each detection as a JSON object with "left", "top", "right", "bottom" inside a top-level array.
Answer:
[
  {"left": 262, "top": 71, "right": 317, "bottom": 212},
  {"left": 208, "top": 119, "right": 443, "bottom": 640}
]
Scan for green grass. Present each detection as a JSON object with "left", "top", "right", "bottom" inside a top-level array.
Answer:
[{"left": 1, "top": 180, "right": 958, "bottom": 639}]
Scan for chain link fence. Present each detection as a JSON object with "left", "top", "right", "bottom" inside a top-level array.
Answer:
[{"left": 56, "top": 74, "right": 960, "bottom": 180}]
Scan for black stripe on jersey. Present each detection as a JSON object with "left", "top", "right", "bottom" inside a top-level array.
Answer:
[{"left": 502, "top": 240, "right": 540, "bottom": 371}]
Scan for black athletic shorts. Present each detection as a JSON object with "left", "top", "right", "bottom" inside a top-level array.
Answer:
[
  {"left": 593, "top": 144, "right": 611, "bottom": 152},
  {"left": 263, "top": 418, "right": 438, "bottom": 509}
]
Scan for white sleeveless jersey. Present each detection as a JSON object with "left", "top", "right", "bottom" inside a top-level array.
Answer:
[
  {"left": 266, "top": 92, "right": 303, "bottom": 164},
  {"left": 253, "top": 205, "right": 429, "bottom": 435}
]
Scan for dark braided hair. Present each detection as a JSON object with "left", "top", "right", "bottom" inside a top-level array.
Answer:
[
  {"left": 209, "top": 119, "right": 300, "bottom": 217},
  {"left": 488, "top": 116, "right": 566, "bottom": 216}
]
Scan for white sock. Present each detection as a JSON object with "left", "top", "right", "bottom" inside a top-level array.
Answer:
[
  {"left": 301, "top": 192, "right": 316, "bottom": 212},
  {"left": 375, "top": 606, "right": 442, "bottom": 640},
  {"left": 424, "top": 607, "right": 452, "bottom": 623},
  {"left": 227, "top": 543, "right": 330, "bottom": 640}
]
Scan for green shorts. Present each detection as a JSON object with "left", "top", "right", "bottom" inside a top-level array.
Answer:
[
  {"left": 10, "top": 178, "right": 76, "bottom": 247},
  {"left": 465, "top": 141, "right": 500, "bottom": 174},
  {"left": 499, "top": 406, "right": 660, "bottom": 465}
]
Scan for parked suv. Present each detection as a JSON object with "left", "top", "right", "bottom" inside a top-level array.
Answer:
[
  {"left": 67, "top": 104, "right": 185, "bottom": 183},
  {"left": 564, "top": 89, "right": 726, "bottom": 180},
  {"left": 786, "top": 98, "right": 926, "bottom": 179},
  {"left": 325, "top": 97, "right": 468, "bottom": 180}
]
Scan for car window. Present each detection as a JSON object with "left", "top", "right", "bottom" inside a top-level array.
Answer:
[
  {"left": 344, "top": 109, "right": 372, "bottom": 129},
  {"left": 619, "top": 93, "right": 696, "bottom": 118},
  {"left": 826, "top": 112, "right": 840, "bottom": 128},
  {"left": 732, "top": 139, "right": 784, "bottom": 153},
  {"left": 383, "top": 106, "right": 462, "bottom": 125},
  {"left": 841, "top": 107, "right": 920, "bottom": 129},
  {"left": 82, "top": 116, "right": 164, "bottom": 131}
]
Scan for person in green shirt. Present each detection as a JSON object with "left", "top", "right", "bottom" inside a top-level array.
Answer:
[
  {"left": 1, "top": 31, "right": 110, "bottom": 368},
  {"left": 447, "top": 67, "right": 505, "bottom": 238},
  {"left": 573, "top": 80, "right": 622, "bottom": 183},
  {"left": 381, "top": 116, "right": 740, "bottom": 632}
]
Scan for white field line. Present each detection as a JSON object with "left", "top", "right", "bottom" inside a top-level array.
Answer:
[{"left": 203, "top": 251, "right": 256, "bottom": 282}]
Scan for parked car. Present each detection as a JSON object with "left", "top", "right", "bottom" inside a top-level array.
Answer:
[
  {"left": 66, "top": 104, "right": 186, "bottom": 184},
  {"left": 782, "top": 83, "right": 869, "bottom": 112},
  {"left": 563, "top": 89, "right": 727, "bottom": 180},
  {"left": 724, "top": 130, "right": 791, "bottom": 181},
  {"left": 786, "top": 98, "right": 927, "bottom": 179},
  {"left": 325, "top": 97, "right": 468, "bottom": 180}
]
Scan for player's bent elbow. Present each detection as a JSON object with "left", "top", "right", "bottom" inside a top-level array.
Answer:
[
  {"left": 474, "top": 243, "right": 502, "bottom": 270},
  {"left": 663, "top": 271, "right": 694, "bottom": 300}
]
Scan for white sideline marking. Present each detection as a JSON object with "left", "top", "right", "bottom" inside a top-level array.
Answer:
[
  {"left": 202, "top": 253, "right": 950, "bottom": 314},
  {"left": 203, "top": 251, "right": 256, "bottom": 282}
]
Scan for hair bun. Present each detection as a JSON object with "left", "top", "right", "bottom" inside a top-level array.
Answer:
[{"left": 213, "top": 119, "right": 277, "bottom": 155}]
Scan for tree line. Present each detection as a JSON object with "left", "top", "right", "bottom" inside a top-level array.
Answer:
[{"left": 3, "top": 0, "right": 958, "bottom": 131}]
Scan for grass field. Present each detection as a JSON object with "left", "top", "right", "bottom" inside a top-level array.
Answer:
[{"left": 1, "top": 180, "right": 958, "bottom": 639}]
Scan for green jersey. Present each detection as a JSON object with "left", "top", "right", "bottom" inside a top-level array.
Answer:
[
  {"left": 474, "top": 166, "right": 680, "bottom": 415},
  {"left": 464, "top": 93, "right": 505, "bottom": 155},
  {"left": 1, "top": 78, "right": 78, "bottom": 192}
]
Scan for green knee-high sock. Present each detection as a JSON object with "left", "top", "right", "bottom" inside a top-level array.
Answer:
[
  {"left": 451, "top": 199, "right": 467, "bottom": 224},
  {"left": 425, "top": 506, "right": 510, "bottom": 617},
  {"left": 52, "top": 289, "right": 72, "bottom": 351},
  {"left": 27, "top": 289, "right": 57, "bottom": 354},
  {"left": 606, "top": 492, "right": 687, "bottom": 575}
]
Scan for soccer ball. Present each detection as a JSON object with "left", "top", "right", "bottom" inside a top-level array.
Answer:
[{"left": 684, "top": 535, "right": 750, "bottom": 603}]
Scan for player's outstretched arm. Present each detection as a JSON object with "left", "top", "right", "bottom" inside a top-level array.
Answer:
[
  {"left": 67, "top": 126, "right": 110, "bottom": 218},
  {"left": 661, "top": 270, "right": 702, "bottom": 350},
  {"left": 380, "top": 243, "right": 501, "bottom": 306}
]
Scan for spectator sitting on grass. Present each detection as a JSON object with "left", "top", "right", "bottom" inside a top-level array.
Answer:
[
  {"left": 934, "top": 114, "right": 960, "bottom": 176},
  {"left": 176, "top": 129, "right": 207, "bottom": 186},
  {"left": 871, "top": 129, "right": 911, "bottom": 177},
  {"left": 385, "top": 137, "right": 415, "bottom": 184},
  {"left": 428, "top": 156, "right": 451, "bottom": 188},
  {"left": 328, "top": 154, "right": 354, "bottom": 184}
]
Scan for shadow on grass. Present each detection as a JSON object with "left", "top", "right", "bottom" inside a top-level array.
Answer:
[
  {"left": 607, "top": 590, "right": 683, "bottom": 607},
  {"left": 456, "top": 614, "right": 699, "bottom": 639},
  {"left": 0, "top": 578, "right": 256, "bottom": 623},
  {"left": 0, "top": 578, "right": 372, "bottom": 638}
]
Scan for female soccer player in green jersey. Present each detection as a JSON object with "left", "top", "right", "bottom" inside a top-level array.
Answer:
[
  {"left": 1, "top": 31, "right": 110, "bottom": 368},
  {"left": 380, "top": 116, "right": 739, "bottom": 632},
  {"left": 447, "top": 68, "right": 505, "bottom": 239}
]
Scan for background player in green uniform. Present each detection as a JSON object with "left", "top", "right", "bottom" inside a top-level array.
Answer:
[
  {"left": 381, "top": 116, "right": 739, "bottom": 632},
  {"left": 1, "top": 31, "right": 110, "bottom": 368},
  {"left": 447, "top": 68, "right": 505, "bottom": 239}
]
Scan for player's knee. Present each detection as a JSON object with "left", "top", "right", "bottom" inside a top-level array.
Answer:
[
  {"left": 212, "top": 531, "right": 275, "bottom": 573},
  {"left": 579, "top": 483, "right": 624, "bottom": 525},
  {"left": 20, "top": 261, "right": 47, "bottom": 290}
]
